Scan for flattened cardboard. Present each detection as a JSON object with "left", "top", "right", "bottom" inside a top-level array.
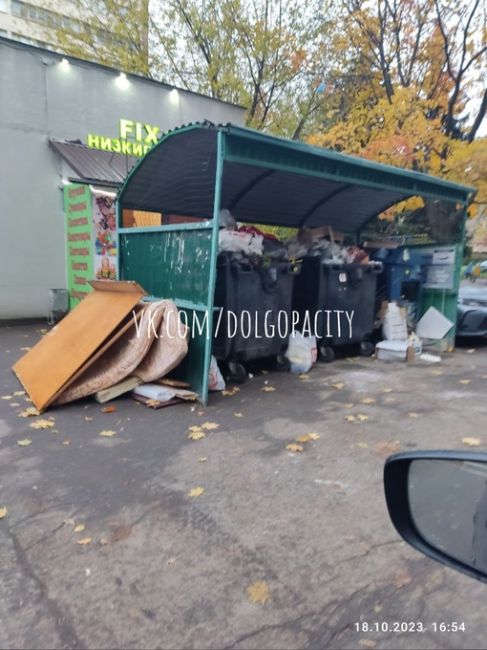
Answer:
[{"left": 12, "top": 281, "right": 146, "bottom": 411}]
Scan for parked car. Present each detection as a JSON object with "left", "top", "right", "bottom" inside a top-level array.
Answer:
[
  {"left": 480, "top": 260, "right": 487, "bottom": 272},
  {"left": 457, "top": 285, "right": 487, "bottom": 338},
  {"left": 385, "top": 451, "right": 487, "bottom": 583}
]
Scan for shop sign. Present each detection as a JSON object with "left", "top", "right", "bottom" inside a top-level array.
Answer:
[{"left": 86, "top": 118, "right": 161, "bottom": 157}]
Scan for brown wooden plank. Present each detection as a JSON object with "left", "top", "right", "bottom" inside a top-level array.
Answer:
[
  {"left": 89, "top": 280, "right": 146, "bottom": 293},
  {"left": 95, "top": 376, "right": 143, "bottom": 403},
  {"left": 13, "top": 282, "right": 146, "bottom": 412}
]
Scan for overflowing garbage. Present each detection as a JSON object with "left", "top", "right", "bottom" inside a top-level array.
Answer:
[{"left": 218, "top": 209, "right": 374, "bottom": 267}]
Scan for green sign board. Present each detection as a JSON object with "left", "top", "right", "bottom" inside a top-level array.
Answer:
[
  {"left": 64, "top": 183, "right": 118, "bottom": 309},
  {"left": 64, "top": 183, "right": 94, "bottom": 309}
]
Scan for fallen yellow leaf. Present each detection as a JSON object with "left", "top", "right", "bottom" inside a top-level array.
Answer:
[
  {"left": 201, "top": 422, "right": 219, "bottom": 430},
  {"left": 382, "top": 388, "right": 393, "bottom": 393},
  {"left": 459, "top": 379, "right": 471, "bottom": 385},
  {"left": 74, "top": 524, "right": 85, "bottom": 533},
  {"left": 188, "top": 425, "right": 203, "bottom": 432},
  {"left": 345, "top": 415, "right": 356, "bottom": 422},
  {"left": 222, "top": 387, "right": 240, "bottom": 396},
  {"left": 0, "top": 506, "right": 7, "bottom": 519},
  {"left": 63, "top": 518, "right": 75, "bottom": 526},
  {"left": 246, "top": 580, "right": 270, "bottom": 605},
  {"left": 198, "top": 457, "right": 208, "bottom": 463},
  {"left": 17, "top": 439, "right": 32, "bottom": 447},
  {"left": 431, "top": 369, "right": 444, "bottom": 376},
  {"left": 188, "top": 430, "right": 205, "bottom": 440},
  {"left": 357, "top": 442, "right": 368, "bottom": 449},
  {"left": 234, "top": 412, "right": 243, "bottom": 418},
  {"left": 13, "top": 391, "right": 25, "bottom": 397},
  {"left": 357, "top": 414, "right": 369, "bottom": 422},
  {"left": 296, "top": 434, "right": 312, "bottom": 443},
  {"left": 408, "top": 412, "right": 419, "bottom": 418},
  {"left": 30, "top": 418, "right": 55, "bottom": 430},
  {"left": 308, "top": 433, "right": 320, "bottom": 440},
  {"left": 1, "top": 395, "right": 12, "bottom": 400},
  {"left": 298, "top": 374, "right": 310, "bottom": 380},
  {"left": 331, "top": 382, "right": 345, "bottom": 389},
  {"left": 462, "top": 437, "right": 481, "bottom": 447},
  {"left": 76, "top": 537, "right": 92, "bottom": 545},
  {"left": 361, "top": 397, "right": 376, "bottom": 404},
  {"left": 188, "top": 486, "right": 204, "bottom": 497},
  {"left": 286, "top": 443, "right": 304, "bottom": 452},
  {"left": 261, "top": 386, "right": 276, "bottom": 392},
  {"left": 99, "top": 430, "right": 117, "bottom": 437}
]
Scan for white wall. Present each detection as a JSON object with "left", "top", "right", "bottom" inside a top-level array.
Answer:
[{"left": 0, "top": 38, "right": 245, "bottom": 318}]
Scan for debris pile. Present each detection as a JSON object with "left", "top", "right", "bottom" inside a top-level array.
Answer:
[{"left": 12, "top": 281, "right": 194, "bottom": 412}]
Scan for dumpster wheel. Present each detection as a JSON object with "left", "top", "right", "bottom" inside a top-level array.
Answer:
[
  {"left": 227, "top": 361, "right": 247, "bottom": 384},
  {"left": 359, "top": 341, "right": 375, "bottom": 357},
  {"left": 275, "top": 353, "right": 291, "bottom": 372},
  {"left": 318, "top": 345, "right": 335, "bottom": 363}
]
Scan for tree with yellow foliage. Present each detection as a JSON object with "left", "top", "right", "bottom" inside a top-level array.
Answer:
[{"left": 310, "top": 0, "right": 487, "bottom": 219}]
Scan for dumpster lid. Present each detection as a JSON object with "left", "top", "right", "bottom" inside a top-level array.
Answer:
[{"left": 118, "top": 123, "right": 475, "bottom": 233}]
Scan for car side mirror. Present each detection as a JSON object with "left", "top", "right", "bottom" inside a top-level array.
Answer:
[{"left": 384, "top": 451, "right": 487, "bottom": 583}]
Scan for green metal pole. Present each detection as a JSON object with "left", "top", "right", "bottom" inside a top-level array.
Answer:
[
  {"left": 450, "top": 205, "right": 469, "bottom": 345},
  {"left": 200, "top": 130, "right": 225, "bottom": 404}
]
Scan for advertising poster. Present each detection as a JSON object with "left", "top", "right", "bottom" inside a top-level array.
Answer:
[{"left": 92, "top": 190, "right": 118, "bottom": 281}]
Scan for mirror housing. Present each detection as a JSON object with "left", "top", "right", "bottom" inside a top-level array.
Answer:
[{"left": 384, "top": 450, "right": 487, "bottom": 584}]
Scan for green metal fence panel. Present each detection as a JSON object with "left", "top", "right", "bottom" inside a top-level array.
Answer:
[
  {"left": 119, "top": 228, "right": 213, "bottom": 305},
  {"left": 118, "top": 225, "right": 213, "bottom": 401},
  {"left": 116, "top": 131, "right": 224, "bottom": 403},
  {"left": 415, "top": 240, "right": 465, "bottom": 348}
]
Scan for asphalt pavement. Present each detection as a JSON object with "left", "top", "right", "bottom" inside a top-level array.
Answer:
[{"left": 1, "top": 324, "right": 487, "bottom": 649}]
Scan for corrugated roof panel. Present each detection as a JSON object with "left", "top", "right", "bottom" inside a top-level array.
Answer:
[
  {"left": 50, "top": 140, "right": 136, "bottom": 185},
  {"left": 116, "top": 123, "right": 475, "bottom": 232}
]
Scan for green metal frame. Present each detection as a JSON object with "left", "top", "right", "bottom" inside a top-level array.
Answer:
[{"left": 116, "top": 123, "right": 476, "bottom": 404}]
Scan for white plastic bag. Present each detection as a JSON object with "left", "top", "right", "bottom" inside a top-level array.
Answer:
[
  {"left": 382, "top": 302, "right": 408, "bottom": 341},
  {"left": 219, "top": 229, "right": 263, "bottom": 256},
  {"left": 285, "top": 332, "right": 317, "bottom": 374},
  {"left": 208, "top": 355, "right": 226, "bottom": 391}
]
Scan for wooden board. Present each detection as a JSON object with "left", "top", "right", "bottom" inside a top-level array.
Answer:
[
  {"left": 95, "top": 376, "right": 142, "bottom": 403},
  {"left": 13, "top": 281, "right": 146, "bottom": 411}
]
